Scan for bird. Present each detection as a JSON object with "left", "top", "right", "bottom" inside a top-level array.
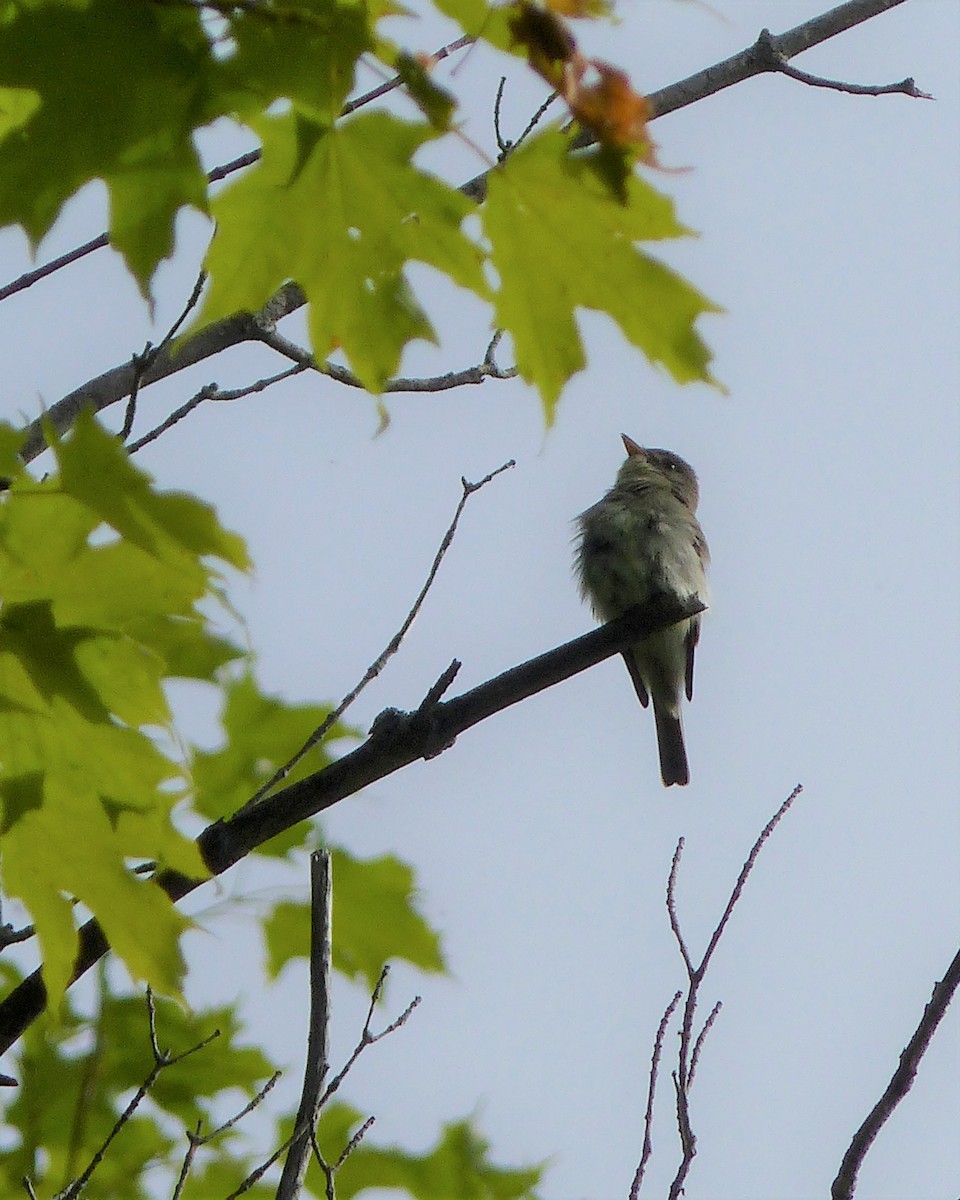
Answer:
[{"left": 575, "top": 435, "right": 710, "bottom": 787}]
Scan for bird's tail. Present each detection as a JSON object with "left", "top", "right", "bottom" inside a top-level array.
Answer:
[{"left": 653, "top": 702, "right": 689, "bottom": 787}]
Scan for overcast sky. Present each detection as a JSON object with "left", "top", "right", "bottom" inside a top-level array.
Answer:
[{"left": 2, "top": 1, "right": 958, "bottom": 1198}]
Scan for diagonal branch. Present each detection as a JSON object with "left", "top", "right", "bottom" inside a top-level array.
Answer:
[
  {"left": 15, "top": 0, "right": 920, "bottom": 461},
  {"left": 0, "top": 593, "right": 704, "bottom": 1055},
  {"left": 831, "top": 941, "right": 960, "bottom": 1200}
]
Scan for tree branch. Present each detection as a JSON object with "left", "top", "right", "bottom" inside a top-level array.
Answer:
[
  {"left": 0, "top": 594, "right": 704, "bottom": 1054},
  {"left": 831, "top": 941, "right": 960, "bottom": 1200},
  {"left": 277, "top": 850, "right": 331, "bottom": 1199},
  {"left": 15, "top": 0, "right": 920, "bottom": 461}
]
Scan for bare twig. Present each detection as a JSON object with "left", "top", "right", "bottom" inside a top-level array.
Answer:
[
  {"left": 175, "top": 1070, "right": 281, "bottom": 1200},
  {"left": 228, "top": 964, "right": 417, "bottom": 1200},
  {"left": 632, "top": 786, "right": 802, "bottom": 1198},
  {"left": 493, "top": 77, "right": 509, "bottom": 156},
  {"left": 332, "top": 1113, "right": 376, "bottom": 1168},
  {"left": 696, "top": 785, "right": 803, "bottom": 982},
  {"left": 831, "top": 941, "right": 960, "bottom": 1200},
  {"left": 257, "top": 324, "right": 516, "bottom": 392},
  {"left": 317, "top": 965, "right": 421, "bottom": 1112},
  {"left": 121, "top": 270, "right": 209, "bottom": 443},
  {"left": 313, "top": 1113, "right": 376, "bottom": 1200},
  {"left": 343, "top": 34, "right": 474, "bottom": 118},
  {"left": 662, "top": 792, "right": 796, "bottom": 1195},
  {"left": 278, "top": 851, "right": 332, "bottom": 1199},
  {"left": 59, "top": 991, "right": 223, "bottom": 1200},
  {"left": 630, "top": 990, "right": 682, "bottom": 1200},
  {"left": 514, "top": 90, "right": 559, "bottom": 150},
  {"left": 665, "top": 839, "right": 694, "bottom": 978},
  {"left": 688, "top": 999, "right": 722, "bottom": 1089},
  {"left": 236, "top": 458, "right": 515, "bottom": 814},
  {"left": 126, "top": 363, "right": 308, "bottom": 454},
  {"left": 753, "top": 26, "right": 934, "bottom": 97}
]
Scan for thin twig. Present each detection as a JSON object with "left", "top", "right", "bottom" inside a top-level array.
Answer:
[
  {"left": 171, "top": 1072, "right": 281, "bottom": 1199},
  {"left": 754, "top": 26, "right": 933, "bottom": 97},
  {"left": 126, "top": 364, "right": 308, "bottom": 454},
  {"left": 313, "top": 1113, "right": 376, "bottom": 1200},
  {"left": 630, "top": 989, "right": 682, "bottom": 1200},
  {"left": 342, "top": 34, "right": 474, "bottom": 118},
  {"left": 170, "top": 1122, "right": 203, "bottom": 1200},
  {"left": 697, "top": 785, "right": 803, "bottom": 981},
  {"left": 514, "top": 89, "right": 559, "bottom": 150},
  {"left": 688, "top": 1000, "right": 722, "bottom": 1089},
  {"left": 236, "top": 458, "right": 515, "bottom": 814},
  {"left": 119, "top": 271, "right": 208, "bottom": 443},
  {"left": 257, "top": 325, "right": 517, "bottom": 391},
  {"left": 59, "top": 992, "right": 223, "bottom": 1200},
  {"left": 493, "top": 77, "right": 510, "bottom": 157},
  {"left": 665, "top": 839, "right": 694, "bottom": 978},
  {"left": 316, "top": 965, "right": 421, "bottom": 1110},
  {"left": 230, "top": 967, "right": 418, "bottom": 1199},
  {"left": 332, "top": 1113, "right": 376, "bottom": 1169}
]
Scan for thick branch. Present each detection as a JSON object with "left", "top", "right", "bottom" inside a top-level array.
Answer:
[
  {"left": 0, "top": 595, "right": 703, "bottom": 1055},
  {"left": 16, "top": 0, "right": 916, "bottom": 461},
  {"left": 277, "top": 850, "right": 331, "bottom": 1199}
]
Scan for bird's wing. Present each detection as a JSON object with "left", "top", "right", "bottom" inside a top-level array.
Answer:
[
  {"left": 684, "top": 615, "right": 700, "bottom": 702},
  {"left": 622, "top": 650, "right": 650, "bottom": 708}
]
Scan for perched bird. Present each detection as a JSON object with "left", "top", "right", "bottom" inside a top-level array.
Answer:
[{"left": 576, "top": 435, "right": 710, "bottom": 787}]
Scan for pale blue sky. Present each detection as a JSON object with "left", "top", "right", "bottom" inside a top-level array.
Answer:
[{"left": 2, "top": 2, "right": 958, "bottom": 1197}]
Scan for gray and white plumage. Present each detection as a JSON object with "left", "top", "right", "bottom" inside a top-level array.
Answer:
[{"left": 575, "top": 436, "right": 710, "bottom": 787}]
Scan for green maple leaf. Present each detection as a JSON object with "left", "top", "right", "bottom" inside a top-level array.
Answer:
[
  {"left": 219, "top": 0, "right": 373, "bottom": 124},
  {"left": 197, "top": 110, "right": 488, "bottom": 390},
  {"left": 484, "top": 127, "right": 722, "bottom": 419},
  {"left": 0, "top": 415, "right": 247, "bottom": 1007},
  {"left": 0, "top": 0, "right": 216, "bottom": 294},
  {"left": 315, "top": 1108, "right": 545, "bottom": 1199},
  {"left": 264, "top": 847, "right": 445, "bottom": 989},
  {"left": 191, "top": 672, "right": 356, "bottom": 842}
]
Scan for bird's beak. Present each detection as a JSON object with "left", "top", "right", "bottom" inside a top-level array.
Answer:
[{"left": 621, "top": 433, "right": 644, "bottom": 457}]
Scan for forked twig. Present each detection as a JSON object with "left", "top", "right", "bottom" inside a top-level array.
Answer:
[
  {"left": 227, "top": 963, "right": 419, "bottom": 1199},
  {"left": 171, "top": 1072, "right": 281, "bottom": 1200},
  {"left": 60, "top": 988, "right": 224, "bottom": 1200},
  {"left": 754, "top": 26, "right": 933, "bottom": 97},
  {"left": 126, "top": 363, "right": 309, "bottom": 454},
  {"left": 633, "top": 785, "right": 803, "bottom": 1197}
]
